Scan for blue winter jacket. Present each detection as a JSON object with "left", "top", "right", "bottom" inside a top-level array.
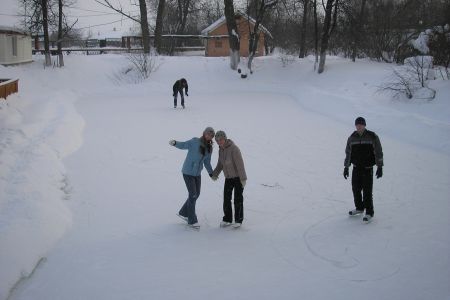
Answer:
[{"left": 175, "top": 137, "right": 213, "bottom": 176}]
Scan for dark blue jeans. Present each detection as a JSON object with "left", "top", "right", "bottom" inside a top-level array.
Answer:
[
  {"left": 174, "top": 90, "right": 184, "bottom": 107},
  {"left": 179, "top": 174, "right": 201, "bottom": 224}
]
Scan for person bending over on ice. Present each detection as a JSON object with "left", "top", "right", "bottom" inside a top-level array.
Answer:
[
  {"left": 172, "top": 78, "right": 188, "bottom": 109},
  {"left": 211, "top": 131, "right": 247, "bottom": 228},
  {"left": 169, "top": 127, "right": 215, "bottom": 229},
  {"left": 343, "top": 117, "right": 383, "bottom": 223}
]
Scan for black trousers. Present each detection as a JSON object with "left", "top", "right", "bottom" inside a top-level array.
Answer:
[
  {"left": 351, "top": 167, "right": 374, "bottom": 216},
  {"left": 223, "top": 177, "right": 244, "bottom": 223}
]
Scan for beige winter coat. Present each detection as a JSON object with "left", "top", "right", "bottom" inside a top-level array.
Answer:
[{"left": 212, "top": 139, "right": 247, "bottom": 181}]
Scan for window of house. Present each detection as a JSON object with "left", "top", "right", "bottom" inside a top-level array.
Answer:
[
  {"left": 215, "top": 40, "right": 222, "bottom": 48},
  {"left": 12, "top": 36, "right": 18, "bottom": 56}
]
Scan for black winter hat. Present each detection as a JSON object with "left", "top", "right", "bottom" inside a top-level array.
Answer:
[{"left": 355, "top": 117, "right": 366, "bottom": 126}]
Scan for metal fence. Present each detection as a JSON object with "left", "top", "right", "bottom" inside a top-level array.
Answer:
[{"left": 32, "top": 35, "right": 206, "bottom": 56}]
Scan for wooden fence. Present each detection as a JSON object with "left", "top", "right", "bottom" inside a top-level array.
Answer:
[{"left": 0, "top": 79, "right": 19, "bottom": 99}]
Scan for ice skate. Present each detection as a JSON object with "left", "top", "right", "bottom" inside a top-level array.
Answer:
[
  {"left": 187, "top": 223, "right": 200, "bottom": 229},
  {"left": 176, "top": 213, "right": 188, "bottom": 223},
  {"left": 220, "top": 221, "right": 231, "bottom": 227},
  {"left": 232, "top": 223, "right": 242, "bottom": 229},
  {"left": 363, "top": 215, "right": 373, "bottom": 223},
  {"left": 349, "top": 209, "right": 363, "bottom": 216}
]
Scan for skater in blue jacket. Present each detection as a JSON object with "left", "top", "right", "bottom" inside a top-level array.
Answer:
[{"left": 169, "top": 127, "right": 215, "bottom": 229}]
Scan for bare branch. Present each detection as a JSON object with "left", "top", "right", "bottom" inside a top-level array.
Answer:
[{"left": 94, "top": 0, "right": 141, "bottom": 23}]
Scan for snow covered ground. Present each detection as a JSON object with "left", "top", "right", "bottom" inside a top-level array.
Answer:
[{"left": 1, "top": 54, "right": 449, "bottom": 300}]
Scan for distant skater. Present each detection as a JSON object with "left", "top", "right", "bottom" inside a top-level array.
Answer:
[
  {"left": 169, "top": 127, "right": 215, "bottom": 229},
  {"left": 211, "top": 131, "right": 247, "bottom": 228},
  {"left": 173, "top": 78, "right": 188, "bottom": 109},
  {"left": 344, "top": 117, "right": 383, "bottom": 223}
]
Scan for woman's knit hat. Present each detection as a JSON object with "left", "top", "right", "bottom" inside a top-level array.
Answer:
[
  {"left": 215, "top": 130, "right": 227, "bottom": 141},
  {"left": 203, "top": 127, "right": 215, "bottom": 136}
]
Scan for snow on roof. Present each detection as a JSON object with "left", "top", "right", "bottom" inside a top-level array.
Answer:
[
  {"left": 0, "top": 26, "right": 30, "bottom": 36},
  {"left": 201, "top": 11, "right": 272, "bottom": 38},
  {"left": 201, "top": 16, "right": 227, "bottom": 35}
]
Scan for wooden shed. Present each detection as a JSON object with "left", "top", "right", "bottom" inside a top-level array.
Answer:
[
  {"left": 0, "top": 26, "right": 32, "bottom": 66},
  {"left": 201, "top": 11, "right": 272, "bottom": 57}
]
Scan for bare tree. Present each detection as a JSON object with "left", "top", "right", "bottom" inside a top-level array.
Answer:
[
  {"left": 313, "top": 0, "right": 318, "bottom": 69},
  {"left": 154, "top": 0, "right": 166, "bottom": 53},
  {"left": 317, "top": 0, "right": 338, "bottom": 73},
  {"left": 139, "top": 0, "right": 151, "bottom": 53},
  {"left": 41, "top": 0, "right": 51, "bottom": 66},
  {"left": 428, "top": 24, "right": 450, "bottom": 76},
  {"left": 96, "top": 0, "right": 150, "bottom": 53},
  {"left": 246, "top": 0, "right": 278, "bottom": 73},
  {"left": 57, "top": 0, "right": 64, "bottom": 66},
  {"left": 20, "top": 0, "right": 77, "bottom": 67},
  {"left": 299, "top": 0, "right": 308, "bottom": 58},
  {"left": 224, "top": 0, "right": 240, "bottom": 70},
  {"left": 174, "top": 0, "right": 192, "bottom": 34},
  {"left": 54, "top": 0, "right": 77, "bottom": 67},
  {"left": 350, "top": 0, "right": 366, "bottom": 62}
]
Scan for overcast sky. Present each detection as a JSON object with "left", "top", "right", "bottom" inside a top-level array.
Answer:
[{"left": 0, "top": 0, "right": 137, "bottom": 36}]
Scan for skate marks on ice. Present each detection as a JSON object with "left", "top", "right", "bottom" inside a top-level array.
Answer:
[
  {"left": 7, "top": 257, "right": 47, "bottom": 300},
  {"left": 260, "top": 182, "right": 283, "bottom": 189},
  {"left": 269, "top": 213, "right": 400, "bottom": 282}
]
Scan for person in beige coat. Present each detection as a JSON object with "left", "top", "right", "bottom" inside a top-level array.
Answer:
[{"left": 211, "top": 131, "right": 247, "bottom": 228}]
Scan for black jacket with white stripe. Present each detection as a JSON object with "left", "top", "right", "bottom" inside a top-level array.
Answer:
[{"left": 344, "top": 129, "right": 383, "bottom": 168}]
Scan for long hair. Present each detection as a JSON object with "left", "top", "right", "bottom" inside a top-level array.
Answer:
[{"left": 199, "top": 136, "right": 213, "bottom": 156}]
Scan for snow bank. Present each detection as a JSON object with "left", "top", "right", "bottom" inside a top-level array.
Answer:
[
  {"left": 0, "top": 88, "right": 84, "bottom": 298},
  {"left": 410, "top": 31, "right": 431, "bottom": 54}
]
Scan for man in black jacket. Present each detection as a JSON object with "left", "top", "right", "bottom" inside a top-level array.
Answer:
[
  {"left": 344, "top": 117, "right": 383, "bottom": 223},
  {"left": 172, "top": 78, "right": 188, "bottom": 108}
]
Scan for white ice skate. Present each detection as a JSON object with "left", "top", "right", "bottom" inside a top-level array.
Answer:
[
  {"left": 348, "top": 209, "right": 363, "bottom": 216},
  {"left": 187, "top": 223, "right": 200, "bottom": 229},
  {"left": 176, "top": 214, "right": 188, "bottom": 223},
  {"left": 220, "top": 221, "right": 232, "bottom": 227},
  {"left": 362, "top": 215, "right": 373, "bottom": 223}
]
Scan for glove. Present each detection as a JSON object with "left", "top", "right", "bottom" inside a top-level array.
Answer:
[
  {"left": 343, "top": 167, "right": 349, "bottom": 180},
  {"left": 376, "top": 166, "right": 383, "bottom": 179},
  {"left": 185, "top": 92, "right": 189, "bottom": 96},
  {"left": 169, "top": 140, "right": 176, "bottom": 146},
  {"left": 241, "top": 180, "right": 246, "bottom": 188}
]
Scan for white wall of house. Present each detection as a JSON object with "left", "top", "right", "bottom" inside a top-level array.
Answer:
[{"left": 0, "top": 29, "right": 33, "bottom": 65}]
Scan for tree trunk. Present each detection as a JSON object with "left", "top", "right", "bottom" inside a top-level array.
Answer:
[
  {"left": 299, "top": 0, "right": 308, "bottom": 58},
  {"left": 154, "top": 0, "right": 166, "bottom": 53},
  {"left": 176, "top": 0, "right": 191, "bottom": 34},
  {"left": 314, "top": 0, "right": 318, "bottom": 69},
  {"left": 224, "top": 0, "right": 240, "bottom": 70},
  {"left": 247, "top": 31, "right": 258, "bottom": 72},
  {"left": 247, "top": 0, "right": 277, "bottom": 73},
  {"left": 57, "top": 0, "right": 64, "bottom": 67},
  {"left": 41, "top": 0, "right": 51, "bottom": 66},
  {"left": 180, "top": 0, "right": 190, "bottom": 33},
  {"left": 138, "top": 0, "right": 150, "bottom": 53},
  {"left": 318, "top": 0, "right": 335, "bottom": 74},
  {"left": 351, "top": 0, "right": 367, "bottom": 62}
]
